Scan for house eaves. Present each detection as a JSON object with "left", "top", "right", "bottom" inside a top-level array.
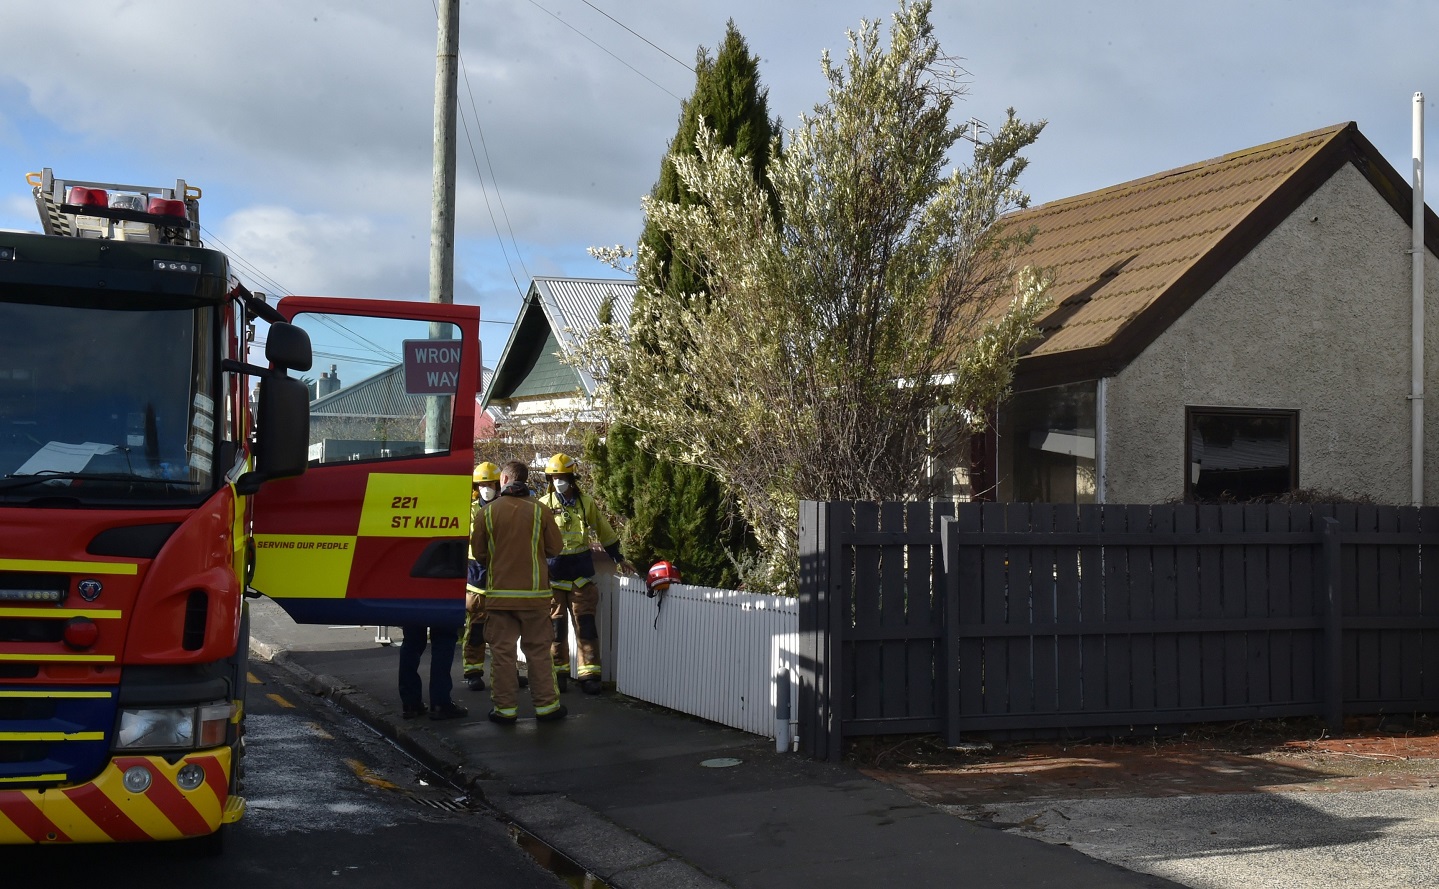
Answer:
[
  {"left": 1007, "top": 122, "right": 1439, "bottom": 391},
  {"left": 481, "top": 276, "right": 637, "bottom": 409}
]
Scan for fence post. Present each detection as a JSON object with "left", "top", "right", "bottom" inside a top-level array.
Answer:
[
  {"left": 940, "top": 515, "right": 961, "bottom": 747},
  {"left": 775, "top": 669, "right": 791, "bottom": 753},
  {"left": 796, "top": 500, "right": 829, "bottom": 759},
  {"left": 1320, "top": 516, "right": 1344, "bottom": 732}
]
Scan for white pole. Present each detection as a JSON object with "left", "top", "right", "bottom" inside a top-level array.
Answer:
[{"left": 1412, "top": 92, "right": 1425, "bottom": 506}]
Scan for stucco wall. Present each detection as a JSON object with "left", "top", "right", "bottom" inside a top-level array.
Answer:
[{"left": 1105, "top": 163, "right": 1439, "bottom": 504}]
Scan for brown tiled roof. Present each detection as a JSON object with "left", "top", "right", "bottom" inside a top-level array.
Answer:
[{"left": 1008, "top": 121, "right": 1439, "bottom": 389}]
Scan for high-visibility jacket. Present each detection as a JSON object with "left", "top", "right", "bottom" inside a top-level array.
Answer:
[
  {"left": 470, "top": 488, "right": 562, "bottom": 610},
  {"left": 539, "top": 490, "right": 619, "bottom": 556}
]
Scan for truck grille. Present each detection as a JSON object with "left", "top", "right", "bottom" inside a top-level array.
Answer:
[{"left": 0, "top": 689, "right": 115, "bottom": 786}]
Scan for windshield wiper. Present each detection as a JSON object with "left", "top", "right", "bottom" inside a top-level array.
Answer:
[{"left": 0, "top": 471, "right": 200, "bottom": 491}]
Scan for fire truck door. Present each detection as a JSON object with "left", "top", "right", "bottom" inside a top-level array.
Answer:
[{"left": 250, "top": 297, "right": 481, "bottom": 628}]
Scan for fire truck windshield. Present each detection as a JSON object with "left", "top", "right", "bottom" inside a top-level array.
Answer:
[{"left": 0, "top": 295, "right": 218, "bottom": 506}]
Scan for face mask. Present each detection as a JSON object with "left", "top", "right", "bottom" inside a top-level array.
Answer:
[
  {"left": 554, "top": 479, "right": 572, "bottom": 496},
  {"left": 478, "top": 485, "right": 498, "bottom": 502}
]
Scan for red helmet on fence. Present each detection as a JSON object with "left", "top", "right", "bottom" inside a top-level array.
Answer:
[{"left": 646, "top": 561, "right": 680, "bottom": 597}]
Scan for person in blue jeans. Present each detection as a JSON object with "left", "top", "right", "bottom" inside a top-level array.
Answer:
[{"left": 398, "top": 624, "right": 467, "bottom": 720}]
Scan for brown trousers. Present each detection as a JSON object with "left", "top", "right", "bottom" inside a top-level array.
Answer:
[
  {"left": 483, "top": 608, "right": 558, "bottom": 712},
  {"left": 462, "top": 591, "right": 486, "bottom": 674},
  {"left": 550, "top": 582, "right": 601, "bottom": 679}
]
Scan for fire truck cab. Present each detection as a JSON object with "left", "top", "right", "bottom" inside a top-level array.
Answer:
[{"left": 0, "top": 170, "right": 479, "bottom": 851}]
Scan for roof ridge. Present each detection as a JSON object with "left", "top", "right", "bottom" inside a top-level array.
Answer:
[{"left": 1024, "top": 122, "right": 1352, "bottom": 216}]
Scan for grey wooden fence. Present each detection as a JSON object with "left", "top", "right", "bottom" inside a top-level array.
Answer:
[{"left": 797, "top": 500, "right": 1439, "bottom": 761}]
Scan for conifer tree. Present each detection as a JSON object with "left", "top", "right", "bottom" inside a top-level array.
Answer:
[
  {"left": 584, "top": 0, "right": 1051, "bottom": 588},
  {"left": 587, "top": 21, "right": 777, "bottom": 588}
]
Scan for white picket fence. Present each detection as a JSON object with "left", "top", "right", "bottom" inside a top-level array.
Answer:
[{"left": 588, "top": 575, "right": 799, "bottom": 740}]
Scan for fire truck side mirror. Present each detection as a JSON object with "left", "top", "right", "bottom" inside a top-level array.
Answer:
[
  {"left": 237, "top": 375, "right": 310, "bottom": 495},
  {"left": 265, "top": 321, "right": 312, "bottom": 374}
]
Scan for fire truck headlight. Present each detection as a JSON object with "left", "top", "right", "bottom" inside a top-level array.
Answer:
[
  {"left": 117, "top": 708, "right": 194, "bottom": 749},
  {"left": 115, "top": 701, "right": 234, "bottom": 750}
]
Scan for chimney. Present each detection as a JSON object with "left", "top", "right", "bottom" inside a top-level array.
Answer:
[{"left": 318, "top": 364, "right": 341, "bottom": 397}]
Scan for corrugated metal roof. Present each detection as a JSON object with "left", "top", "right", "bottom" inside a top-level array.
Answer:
[
  {"left": 312, "top": 362, "right": 495, "bottom": 418},
  {"left": 311, "top": 364, "right": 421, "bottom": 418},
  {"left": 482, "top": 276, "right": 637, "bottom": 407},
  {"left": 533, "top": 277, "right": 637, "bottom": 395}
]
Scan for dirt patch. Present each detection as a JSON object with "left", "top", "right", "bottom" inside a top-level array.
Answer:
[{"left": 854, "top": 717, "right": 1439, "bottom": 806}]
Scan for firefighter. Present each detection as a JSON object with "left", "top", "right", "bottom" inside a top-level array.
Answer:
[
  {"left": 462, "top": 462, "right": 501, "bottom": 692},
  {"left": 539, "top": 452, "right": 634, "bottom": 694},
  {"left": 470, "top": 460, "right": 566, "bottom": 724}
]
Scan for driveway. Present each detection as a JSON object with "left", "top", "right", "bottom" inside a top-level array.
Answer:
[{"left": 860, "top": 724, "right": 1439, "bottom": 888}]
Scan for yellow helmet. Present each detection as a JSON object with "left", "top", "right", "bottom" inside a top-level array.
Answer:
[
  {"left": 545, "top": 453, "right": 577, "bottom": 475},
  {"left": 472, "top": 462, "right": 501, "bottom": 484}
]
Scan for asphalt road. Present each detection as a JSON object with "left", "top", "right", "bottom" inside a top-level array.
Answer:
[{"left": 7, "top": 661, "right": 572, "bottom": 888}]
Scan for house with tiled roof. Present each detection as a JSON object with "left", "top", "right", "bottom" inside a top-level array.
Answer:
[
  {"left": 974, "top": 121, "right": 1439, "bottom": 505},
  {"left": 482, "top": 276, "right": 638, "bottom": 427}
]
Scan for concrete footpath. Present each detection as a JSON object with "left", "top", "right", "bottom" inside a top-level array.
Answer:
[{"left": 248, "top": 596, "right": 1179, "bottom": 889}]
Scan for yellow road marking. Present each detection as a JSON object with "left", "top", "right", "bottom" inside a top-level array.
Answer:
[
  {"left": 265, "top": 692, "right": 295, "bottom": 709},
  {"left": 246, "top": 672, "right": 262, "bottom": 684},
  {"left": 345, "top": 758, "right": 400, "bottom": 791}
]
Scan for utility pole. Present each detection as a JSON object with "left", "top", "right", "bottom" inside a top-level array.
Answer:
[
  {"left": 426, "top": 0, "right": 459, "bottom": 451},
  {"left": 430, "top": 0, "right": 458, "bottom": 307}
]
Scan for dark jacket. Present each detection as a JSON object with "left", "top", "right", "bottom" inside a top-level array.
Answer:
[{"left": 469, "top": 487, "right": 562, "bottom": 610}]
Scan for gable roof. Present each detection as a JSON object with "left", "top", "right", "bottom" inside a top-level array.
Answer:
[
  {"left": 483, "top": 276, "right": 638, "bottom": 408},
  {"left": 1009, "top": 121, "right": 1439, "bottom": 389},
  {"left": 310, "top": 363, "right": 417, "bottom": 418}
]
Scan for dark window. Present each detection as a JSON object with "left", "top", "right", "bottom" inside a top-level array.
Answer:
[
  {"left": 1185, "top": 408, "right": 1297, "bottom": 502},
  {"left": 998, "top": 381, "right": 1098, "bottom": 504}
]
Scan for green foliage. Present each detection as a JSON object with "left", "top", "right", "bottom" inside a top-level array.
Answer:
[
  {"left": 582, "top": 0, "right": 1051, "bottom": 590},
  {"left": 586, "top": 426, "right": 754, "bottom": 588},
  {"left": 585, "top": 21, "right": 776, "bottom": 587}
]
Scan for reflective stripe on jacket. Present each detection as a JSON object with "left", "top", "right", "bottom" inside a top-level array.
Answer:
[
  {"left": 470, "top": 492, "right": 562, "bottom": 609},
  {"left": 539, "top": 490, "right": 619, "bottom": 556}
]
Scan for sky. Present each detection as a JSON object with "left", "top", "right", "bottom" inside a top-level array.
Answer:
[{"left": 2, "top": 0, "right": 1437, "bottom": 383}]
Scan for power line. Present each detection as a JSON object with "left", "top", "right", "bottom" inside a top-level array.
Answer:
[
  {"left": 523, "top": 0, "right": 683, "bottom": 102},
  {"left": 578, "top": 0, "right": 694, "bottom": 75},
  {"left": 457, "top": 55, "right": 530, "bottom": 297}
]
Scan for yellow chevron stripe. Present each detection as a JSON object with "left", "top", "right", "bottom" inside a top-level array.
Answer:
[
  {"left": 34, "top": 791, "right": 114, "bottom": 843},
  {"left": 0, "top": 807, "right": 28, "bottom": 843},
  {"left": 0, "top": 608, "right": 122, "bottom": 619},
  {"left": 0, "top": 558, "right": 136, "bottom": 576}
]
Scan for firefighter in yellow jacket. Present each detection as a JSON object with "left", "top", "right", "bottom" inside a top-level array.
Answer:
[
  {"left": 540, "top": 453, "right": 634, "bottom": 694},
  {"left": 462, "top": 462, "right": 501, "bottom": 692},
  {"left": 469, "top": 460, "right": 566, "bottom": 724}
]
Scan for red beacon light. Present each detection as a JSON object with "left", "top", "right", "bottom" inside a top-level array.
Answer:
[
  {"left": 146, "top": 197, "right": 188, "bottom": 221},
  {"left": 66, "top": 186, "right": 109, "bottom": 208}
]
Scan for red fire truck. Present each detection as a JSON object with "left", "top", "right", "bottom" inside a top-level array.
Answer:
[{"left": 0, "top": 170, "right": 480, "bottom": 852}]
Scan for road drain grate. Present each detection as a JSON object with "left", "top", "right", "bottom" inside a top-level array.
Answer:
[{"left": 409, "top": 793, "right": 474, "bottom": 813}]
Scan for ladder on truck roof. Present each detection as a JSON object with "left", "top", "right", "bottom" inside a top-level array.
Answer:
[{"left": 27, "top": 167, "right": 202, "bottom": 247}]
